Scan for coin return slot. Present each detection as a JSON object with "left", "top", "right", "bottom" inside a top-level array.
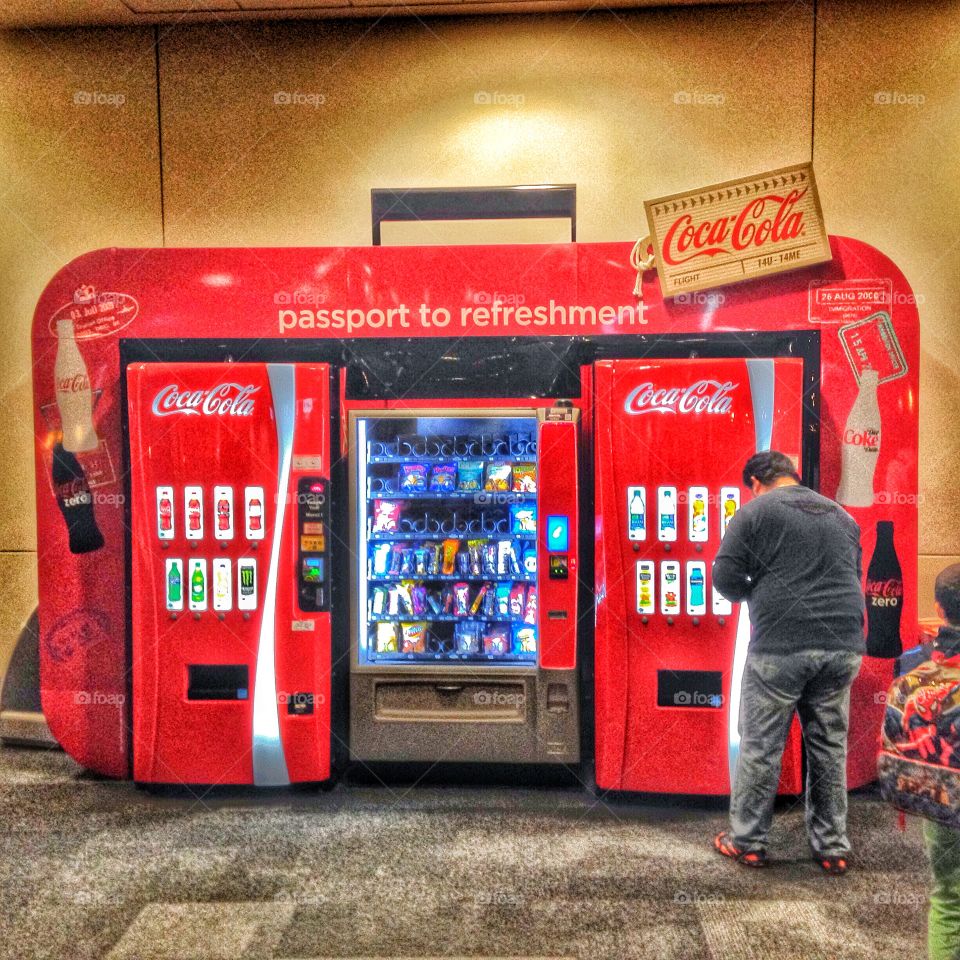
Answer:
[{"left": 547, "top": 610, "right": 568, "bottom": 620}]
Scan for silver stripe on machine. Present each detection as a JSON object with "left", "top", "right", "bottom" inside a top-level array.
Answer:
[
  {"left": 252, "top": 363, "right": 295, "bottom": 787},
  {"left": 728, "top": 359, "right": 776, "bottom": 790}
]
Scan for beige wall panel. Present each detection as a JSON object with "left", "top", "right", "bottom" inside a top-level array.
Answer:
[
  {"left": 157, "top": 6, "right": 813, "bottom": 247},
  {"left": 0, "top": 26, "right": 162, "bottom": 553},
  {"left": 814, "top": 0, "right": 960, "bottom": 557},
  {"left": 0, "top": 552, "right": 38, "bottom": 686}
]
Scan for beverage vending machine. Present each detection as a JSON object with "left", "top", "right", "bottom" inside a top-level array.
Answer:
[
  {"left": 592, "top": 357, "right": 807, "bottom": 795},
  {"left": 346, "top": 402, "right": 580, "bottom": 765},
  {"left": 127, "top": 362, "right": 336, "bottom": 786}
]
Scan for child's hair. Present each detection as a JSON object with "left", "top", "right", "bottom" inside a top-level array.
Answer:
[{"left": 935, "top": 563, "right": 960, "bottom": 625}]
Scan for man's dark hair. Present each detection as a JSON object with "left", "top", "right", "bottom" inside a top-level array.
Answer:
[
  {"left": 742, "top": 450, "right": 802, "bottom": 488},
  {"left": 935, "top": 564, "right": 960, "bottom": 625}
]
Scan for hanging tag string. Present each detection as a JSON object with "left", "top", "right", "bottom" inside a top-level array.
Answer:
[{"left": 630, "top": 235, "right": 656, "bottom": 298}]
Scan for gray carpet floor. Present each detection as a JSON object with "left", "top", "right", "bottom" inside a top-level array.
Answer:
[{"left": 0, "top": 745, "right": 932, "bottom": 959}]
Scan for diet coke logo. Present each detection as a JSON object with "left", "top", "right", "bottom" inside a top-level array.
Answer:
[
  {"left": 624, "top": 380, "right": 737, "bottom": 416},
  {"left": 151, "top": 383, "right": 259, "bottom": 418},
  {"left": 662, "top": 189, "right": 808, "bottom": 267},
  {"left": 843, "top": 427, "right": 880, "bottom": 450}
]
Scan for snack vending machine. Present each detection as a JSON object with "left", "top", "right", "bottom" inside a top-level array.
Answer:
[
  {"left": 593, "top": 358, "right": 807, "bottom": 795},
  {"left": 127, "top": 362, "right": 335, "bottom": 786},
  {"left": 348, "top": 405, "right": 580, "bottom": 765}
]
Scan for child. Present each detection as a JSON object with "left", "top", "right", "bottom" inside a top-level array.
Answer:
[{"left": 924, "top": 563, "right": 960, "bottom": 960}]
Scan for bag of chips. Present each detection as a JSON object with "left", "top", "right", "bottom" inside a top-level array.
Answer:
[
  {"left": 510, "top": 504, "right": 537, "bottom": 534},
  {"left": 373, "top": 499, "right": 403, "bottom": 532},
  {"left": 429, "top": 463, "right": 457, "bottom": 493},
  {"left": 399, "top": 463, "right": 428, "bottom": 493},
  {"left": 512, "top": 463, "right": 537, "bottom": 493},
  {"left": 484, "top": 463, "right": 512, "bottom": 492},
  {"left": 455, "top": 622, "right": 482, "bottom": 655},
  {"left": 513, "top": 625, "right": 537, "bottom": 654},
  {"left": 457, "top": 461, "right": 484, "bottom": 492},
  {"left": 483, "top": 626, "right": 510, "bottom": 656},
  {"left": 376, "top": 622, "right": 399, "bottom": 653},
  {"left": 400, "top": 622, "right": 427, "bottom": 654}
]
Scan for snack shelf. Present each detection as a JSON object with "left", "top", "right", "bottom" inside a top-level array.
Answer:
[
  {"left": 368, "top": 574, "right": 536, "bottom": 584},
  {"left": 368, "top": 455, "right": 537, "bottom": 466},
  {"left": 367, "top": 491, "right": 536, "bottom": 502},
  {"left": 373, "top": 651, "right": 538, "bottom": 664},
  {"left": 368, "top": 531, "right": 537, "bottom": 542},
  {"left": 370, "top": 615, "right": 530, "bottom": 624}
]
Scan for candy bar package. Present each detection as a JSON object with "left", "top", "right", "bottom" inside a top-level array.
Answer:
[
  {"left": 522, "top": 545, "right": 537, "bottom": 575},
  {"left": 509, "top": 584, "right": 526, "bottom": 619},
  {"left": 370, "top": 586, "right": 388, "bottom": 617},
  {"left": 508, "top": 542, "right": 522, "bottom": 576},
  {"left": 413, "top": 547, "right": 429, "bottom": 576},
  {"left": 442, "top": 539, "right": 459, "bottom": 575},
  {"left": 399, "top": 548, "right": 414, "bottom": 576},
  {"left": 495, "top": 583, "right": 511, "bottom": 615},
  {"left": 429, "top": 463, "right": 457, "bottom": 493},
  {"left": 513, "top": 625, "right": 537, "bottom": 654},
  {"left": 388, "top": 543, "right": 407, "bottom": 576},
  {"left": 510, "top": 504, "right": 537, "bottom": 534},
  {"left": 441, "top": 586, "right": 455, "bottom": 615},
  {"left": 512, "top": 463, "right": 537, "bottom": 493},
  {"left": 399, "top": 463, "right": 428, "bottom": 493},
  {"left": 497, "top": 540, "right": 512, "bottom": 575},
  {"left": 387, "top": 586, "right": 400, "bottom": 616},
  {"left": 524, "top": 585, "right": 538, "bottom": 625},
  {"left": 375, "top": 622, "right": 399, "bottom": 654},
  {"left": 373, "top": 499, "right": 403, "bottom": 533},
  {"left": 426, "top": 592, "right": 442, "bottom": 615},
  {"left": 411, "top": 585, "right": 428, "bottom": 616},
  {"left": 396, "top": 581, "right": 414, "bottom": 617},
  {"left": 371, "top": 543, "right": 392, "bottom": 577},
  {"left": 483, "top": 542, "right": 498, "bottom": 576},
  {"left": 483, "top": 626, "right": 511, "bottom": 656},
  {"left": 428, "top": 542, "right": 443, "bottom": 575},
  {"left": 457, "top": 461, "right": 484, "bottom": 492},
  {"left": 400, "top": 622, "right": 427, "bottom": 654},
  {"left": 453, "top": 582, "right": 470, "bottom": 617},
  {"left": 467, "top": 539, "right": 485, "bottom": 576},
  {"left": 456, "top": 549, "right": 470, "bottom": 576},
  {"left": 469, "top": 582, "right": 490, "bottom": 615},
  {"left": 454, "top": 621, "right": 482, "bottom": 655},
  {"left": 484, "top": 462, "right": 512, "bottom": 492},
  {"left": 482, "top": 584, "right": 498, "bottom": 617}
]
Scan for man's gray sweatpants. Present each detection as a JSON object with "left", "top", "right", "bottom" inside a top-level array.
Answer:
[{"left": 729, "top": 649, "right": 863, "bottom": 856}]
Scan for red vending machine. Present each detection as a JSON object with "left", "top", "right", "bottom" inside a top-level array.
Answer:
[
  {"left": 593, "top": 357, "right": 807, "bottom": 795},
  {"left": 127, "top": 362, "right": 335, "bottom": 786}
]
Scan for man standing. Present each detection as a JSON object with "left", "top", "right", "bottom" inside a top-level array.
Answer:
[{"left": 711, "top": 450, "right": 865, "bottom": 875}]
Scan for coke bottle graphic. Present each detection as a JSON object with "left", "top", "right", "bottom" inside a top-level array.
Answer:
[
  {"left": 836, "top": 368, "right": 881, "bottom": 507},
  {"left": 54, "top": 319, "right": 99, "bottom": 453},
  {"left": 865, "top": 520, "right": 903, "bottom": 658},
  {"left": 52, "top": 442, "right": 104, "bottom": 554}
]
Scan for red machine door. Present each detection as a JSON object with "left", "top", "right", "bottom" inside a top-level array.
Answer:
[
  {"left": 127, "top": 362, "right": 335, "bottom": 786},
  {"left": 593, "top": 358, "right": 805, "bottom": 795}
]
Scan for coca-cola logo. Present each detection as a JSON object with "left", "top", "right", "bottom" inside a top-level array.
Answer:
[
  {"left": 151, "top": 383, "right": 259, "bottom": 418},
  {"left": 662, "top": 189, "right": 807, "bottom": 267},
  {"left": 867, "top": 578, "right": 903, "bottom": 604},
  {"left": 844, "top": 427, "right": 880, "bottom": 449},
  {"left": 57, "top": 373, "right": 90, "bottom": 394},
  {"left": 624, "top": 380, "right": 736, "bottom": 415}
]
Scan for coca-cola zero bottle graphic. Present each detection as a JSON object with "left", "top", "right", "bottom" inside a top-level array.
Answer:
[
  {"left": 865, "top": 520, "right": 903, "bottom": 658},
  {"left": 52, "top": 442, "right": 104, "bottom": 554},
  {"left": 55, "top": 319, "right": 99, "bottom": 453},
  {"left": 836, "top": 368, "right": 881, "bottom": 507}
]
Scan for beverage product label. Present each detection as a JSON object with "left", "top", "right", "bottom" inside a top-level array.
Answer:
[
  {"left": 184, "top": 485, "right": 204, "bottom": 541},
  {"left": 712, "top": 585, "right": 733, "bottom": 616},
  {"left": 156, "top": 485, "right": 175, "bottom": 540},
  {"left": 165, "top": 558, "right": 183, "bottom": 611},
  {"left": 658, "top": 486, "right": 677, "bottom": 543},
  {"left": 636, "top": 561, "right": 655, "bottom": 614},
  {"left": 686, "top": 562, "right": 707, "bottom": 615},
  {"left": 627, "top": 486, "right": 646, "bottom": 542},
  {"left": 237, "top": 559, "right": 257, "bottom": 611},
  {"left": 688, "top": 486, "right": 708, "bottom": 543},
  {"left": 244, "top": 486, "right": 265, "bottom": 540},
  {"left": 188, "top": 558, "right": 207, "bottom": 612},
  {"left": 719, "top": 487, "right": 740, "bottom": 538},
  {"left": 660, "top": 561, "right": 680, "bottom": 615},
  {"left": 212, "top": 558, "right": 232, "bottom": 612},
  {"left": 213, "top": 485, "right": 234, "bottom": 541}
]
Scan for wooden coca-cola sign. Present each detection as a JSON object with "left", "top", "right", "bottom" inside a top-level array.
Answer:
[{"left": 644, "top": 163, "right": 832, "bottom": 297}]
